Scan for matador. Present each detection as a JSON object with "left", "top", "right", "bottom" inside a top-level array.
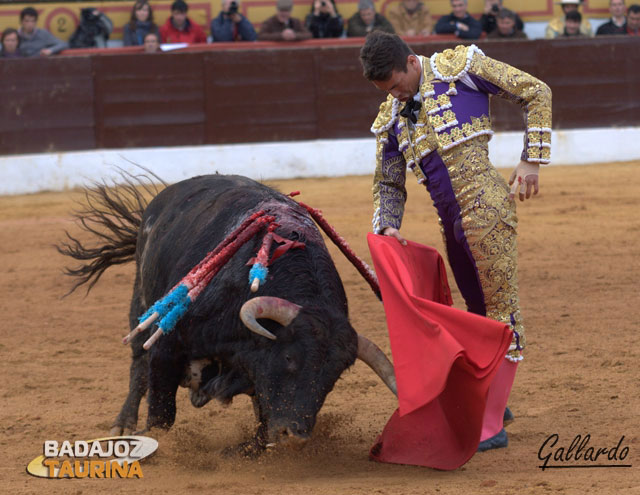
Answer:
[{"left": 360, "top": 32, "right": 552, "bottom": 451}]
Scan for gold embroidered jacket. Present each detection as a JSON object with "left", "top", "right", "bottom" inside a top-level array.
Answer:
[{"left": 371, "top": 44, "right": 552, "bottom": 233}]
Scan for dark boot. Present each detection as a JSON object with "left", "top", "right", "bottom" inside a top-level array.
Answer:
[
  {"left": 503, "top": 406, "right": 514, "bottom": 426},
  {"left": 478, "top": 428, "right": 508, "bottom": 452}
]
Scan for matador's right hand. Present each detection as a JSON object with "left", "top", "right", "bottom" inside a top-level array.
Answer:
[
  {"left": 382, "top": 227, "right": 407, "bottom": 246},
  {"left": 509, "top": 160, "right": 540, "bottom": 201}
]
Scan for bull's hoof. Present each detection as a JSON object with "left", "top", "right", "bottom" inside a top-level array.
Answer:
[
  {"left": 503, "top": 407, "right": 514, "bottom": 426},
  {"left": 221, "top": 440, "right": 265, "bottom": 459},
  {"left": 133, "top": 428, "right": 150, "bottom": 435},
  {"left": 109, "top": 426, "right": 123, "bottom": 437},
  {"left": 189, "top": 389, "right": 213, "bottom": 408},
  {"left": 110, "top": 423, "right": 136, "bottom": 436},
  {"left": 477, "top": 428, "right": 508, "bottom": 452}
]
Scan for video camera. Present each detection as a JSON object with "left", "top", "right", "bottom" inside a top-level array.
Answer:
[
  {"left": 79, "top": 8, "right": 107, "bottom": 36},
  {"left": 81, "top": 7, "right": 102, "bottom": 23},
  {"left": 227, "top": 1, "right": 239, "bottom": 15}
]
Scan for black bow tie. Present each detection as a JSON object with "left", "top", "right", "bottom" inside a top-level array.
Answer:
[{"left": 399, "top": 98, "right": 422, "bottom": 124}]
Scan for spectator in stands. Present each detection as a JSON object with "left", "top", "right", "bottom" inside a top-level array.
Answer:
[
  {"left": 258, "top": 0, "right": 312, "bottom": 41},
  {"left": 347, "top": 0, "right": 395, "bottom": 37},
  {"left": 211, "top": 0, "right": 257, "bottom": 41},
  {"left": 434, "top": 0, "right": 482, "bottom": 39},
  {"left": 123, "top": 1, "right": 159, "bottom": 46},
  {"left": 305, "top": 0, "right": 343, "bottom": 38},
  {"left": 160, "top": 0, "right": 207, "bottom": 44},
  {"left": 69, "top": 8, "right": 113, "bottom": 48},
  {"left": 487, "top": 8, "right": 527, "bottom": 38},
  {"left": 386, "top": 0, "right": 432, "bottom": 36},
  {"left": 18, "top": 7, "right": 67, "bottom": 57},
  {"left": 545, "top": 0, "right": 592, "bottom": 38},
  {"left": 480, "top": 0, "right": 523, "bottom": 34},
  {"left": 1, "top": 28, "right": 22, "bottom": 58},
  {"left": 143, "top": 32, "right": 161, "bottom": 52},
  {"left": 626, "top": 4, "right": 640, "bottom": 34},
  {"left": 559, "top": 10, "right": 585, "bottom": 36},
  {"left": 596, "top": 0, "right": 626, "bottom": 35}
]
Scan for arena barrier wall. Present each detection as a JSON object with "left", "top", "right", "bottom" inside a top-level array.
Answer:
[{"left": 2, "top": 36, "right": 639, "bottom": 157}]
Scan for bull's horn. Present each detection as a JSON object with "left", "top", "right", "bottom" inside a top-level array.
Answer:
[
  {"left": 239, "top": 296, "right": 302, "bottom": 340},
  {"left": 357, "top": 334, "right": 397, "bottom": 396}
]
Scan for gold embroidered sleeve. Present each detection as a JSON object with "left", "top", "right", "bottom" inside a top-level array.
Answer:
[
  {"left": 372, "top": 132, "right": 407, "bottom": 234},
  {"left": 469, "top": 52, "right": 552, "bottom": 164}
]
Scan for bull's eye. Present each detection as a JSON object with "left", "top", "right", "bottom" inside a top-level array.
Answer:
[{"left": 284, "top": 353, "right": 297, "bottom": 373}]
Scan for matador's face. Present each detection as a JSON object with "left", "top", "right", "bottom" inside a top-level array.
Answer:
[{"left": 372, "top": 55, "right": 421, "bottom": 102}]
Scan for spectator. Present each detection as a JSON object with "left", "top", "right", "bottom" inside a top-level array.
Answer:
[
  {"left": 346, "top": 0, "right": 395, "bottom": 37},
  {"left": 69, "top": 8, "right": 113, "bottom": 48},
  {"left": 305, "top": 0, "right": 343, "bottom": 38},
  {"left": 211, "top": 0, "right": 257, "bottom": 41},
  {"left": 487, "top": 8, "right": 527, "bottom": 38},
  {"left": 159, "top": 0, "right": 207, "bottom": 44},
  {"left": 143, "top": 31, "right": 161, "bottom": 52},
  {"left": 18, "top": 7, "right": 67, "bottom": 57},
  {"left": 480, "top": 0, "right": 523, "bottom": 34},
  {"left": 434, "top": 0, "right": 482, "bottom": 39},
  {"left": 387, "top": 0, "right": 432, "bottom": 36},
  {"left": 560, "top": 10, "right": 585, "bottom": 36},
  {"left": 123, "top": 1, "right": 159, "bottom": 46},
  {"left": 545, "top": 0, "right": 592, "bottom": 38},
  {"left": 1, "top": 28, "right": 22, "bottom": 58},
  {"left": 626, "top": 4, "right": 640, "bottom": 34},
  {"left": 258, "top": 0, "right": 312, "bottom": 41},
  {"left": 596, "top": 0, "right": 626, "bottom": 35}
]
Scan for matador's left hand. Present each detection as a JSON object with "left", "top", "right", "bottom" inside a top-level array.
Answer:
[{"left": 509, "top": 160, "right": 539, "bottom": 201}]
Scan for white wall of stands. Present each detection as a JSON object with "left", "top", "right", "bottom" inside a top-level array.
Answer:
[{"left": 1, "top": 126, "right": 638, "bottom": 195}]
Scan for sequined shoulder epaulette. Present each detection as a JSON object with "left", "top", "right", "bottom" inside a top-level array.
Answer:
[
  {"left": 370, "top": 95, "right": 400, "bottom": 136},
  {"left": 430, "top": 44, "right": 484, "bottom": 82}
]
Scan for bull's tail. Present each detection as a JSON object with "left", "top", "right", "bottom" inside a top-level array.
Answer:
[{"left": 57, "top": 169, "right": 164, "bottom": 295}]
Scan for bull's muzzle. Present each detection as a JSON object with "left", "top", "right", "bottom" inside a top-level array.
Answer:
[{"left": 267, "top": 420, "right": 311, "bottom": 450}]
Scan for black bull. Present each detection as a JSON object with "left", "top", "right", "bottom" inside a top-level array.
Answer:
[{"left": 59, "top": 174, "right": 396, "bottom": 454}]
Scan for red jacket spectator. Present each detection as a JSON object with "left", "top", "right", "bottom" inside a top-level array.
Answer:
[
  {"left": 160, "top": 16, "right": 207, "bottom": 43},
  {"left": 159, "top": 1, "right": 206, "bottom": 43}
]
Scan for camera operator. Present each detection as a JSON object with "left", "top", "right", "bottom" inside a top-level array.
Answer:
[
  {"left": 305, "top": 0, "right": 343, "bottom": 38},
  {"left": 69, "top": 8, "right": 113, "bottom": 49},
  {"left": 210, "top": 0, "right": 257, "bottom": 41},
  {"left": 480, "top": 0, "right": 523, "bottom": 34}
]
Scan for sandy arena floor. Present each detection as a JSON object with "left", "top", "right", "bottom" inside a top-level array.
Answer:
[{"left": 0, "top": 162, "right": 638, "bottom": 494}]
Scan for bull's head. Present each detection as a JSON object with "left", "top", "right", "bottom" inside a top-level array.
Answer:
[{"left": 239, "top": 297, "right": 396, "bottom": 448}]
